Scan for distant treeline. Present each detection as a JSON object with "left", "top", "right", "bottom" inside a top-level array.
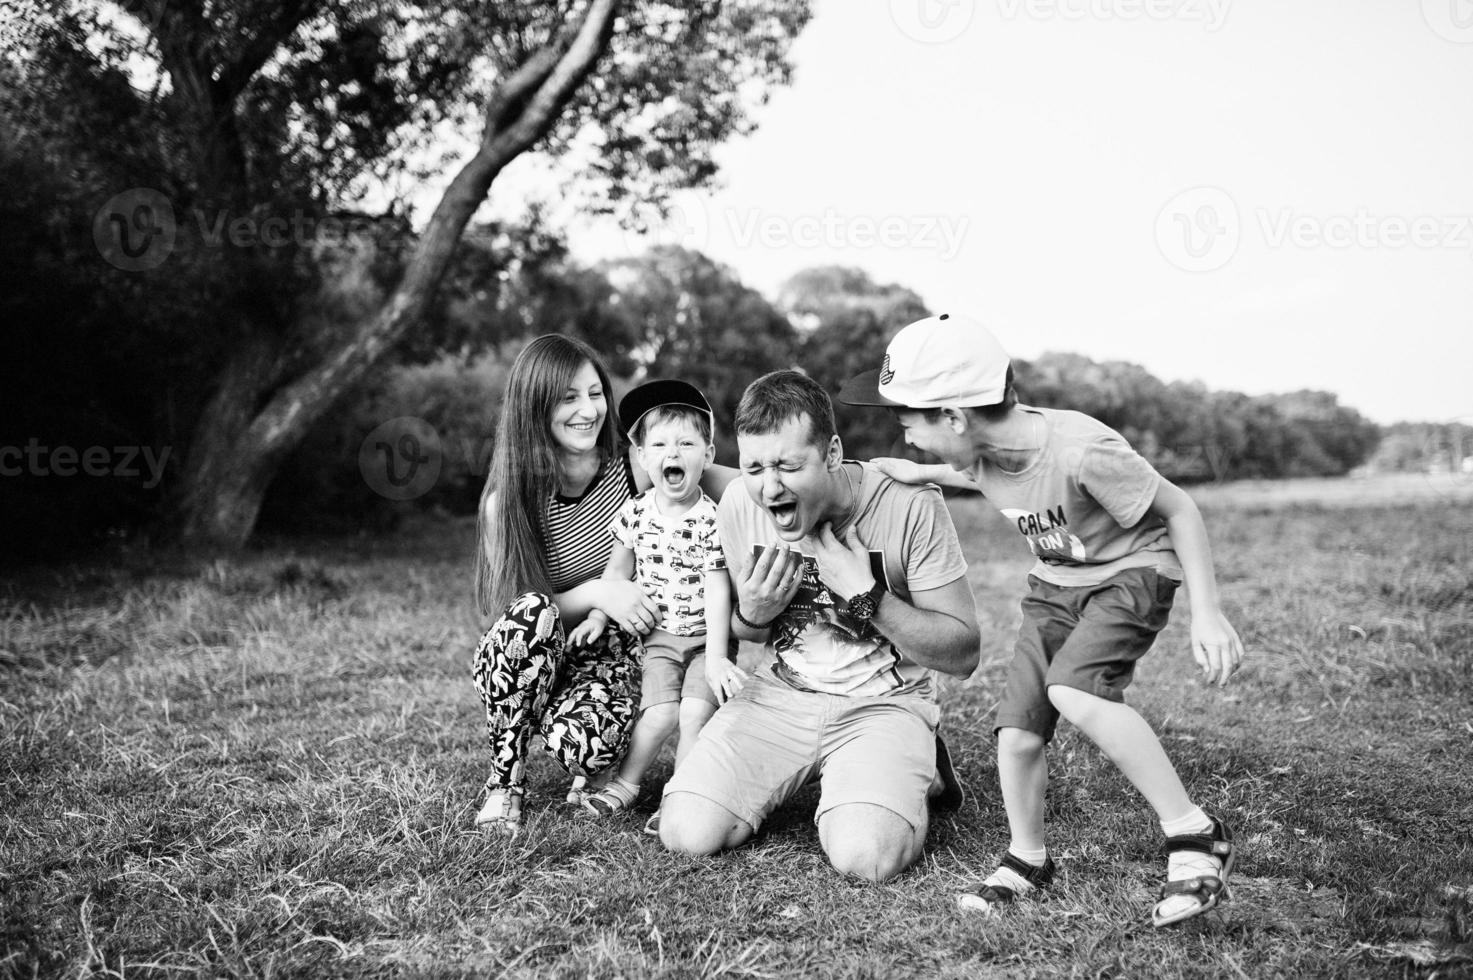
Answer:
[
  {"left": 264, "top": 259, "right": 1385, "bottom": 530},
  {"left": 3, "top": 204, "right": 1388, "bottom": 548}
]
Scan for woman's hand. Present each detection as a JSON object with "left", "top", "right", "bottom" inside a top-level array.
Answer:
[{"left": 598, "top": 579, "right": 662, "bottom": 636}]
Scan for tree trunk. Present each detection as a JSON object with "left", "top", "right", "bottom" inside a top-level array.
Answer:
[{"left": 175, "top": 0, "right": 619, "bottom": 548}]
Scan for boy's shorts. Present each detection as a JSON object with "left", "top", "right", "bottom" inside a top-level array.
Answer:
[
  {"left": 994, "top": 566, "right": 1178, "bottom": 742},
  {"left": 661, "top": 668, "right": 940, "bottom": 832},
  {"left": 640, "top": 627, "right": 719, "bottom": 709}
]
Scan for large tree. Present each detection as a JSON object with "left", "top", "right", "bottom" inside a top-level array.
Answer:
[{"left": 7, "top": 0, "right": 810, "bottom": 547}]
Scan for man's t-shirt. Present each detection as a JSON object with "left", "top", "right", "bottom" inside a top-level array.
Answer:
[
  {"left": 717, "top": 461, "right": 968, "bottom": 699},
  {"left": 611, "top": 490, "right": 725, "bottom": 637},
  {"left": 970, "top": 407, "right": 1183, "bottom": 588}
]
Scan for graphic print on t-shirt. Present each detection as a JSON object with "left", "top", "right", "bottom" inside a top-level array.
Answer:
[
  {"left": 1000, "top": 506, "right": 1088, "bottom": 563},
  {"left": 760, "top": 544, "right": 901, "bottom": 688}
]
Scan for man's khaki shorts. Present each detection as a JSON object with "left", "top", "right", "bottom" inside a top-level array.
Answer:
[{"left": 662, "top": 667, "right": 940, "bottom": 831}]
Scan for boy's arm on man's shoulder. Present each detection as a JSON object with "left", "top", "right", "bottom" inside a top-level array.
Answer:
[{"left": 872, "top": 457, "right": 975, "bottom": 491}]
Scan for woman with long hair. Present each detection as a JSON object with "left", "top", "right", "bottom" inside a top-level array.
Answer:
[{"left": 471, "top": 334, "right": 734, "bottom": 834}]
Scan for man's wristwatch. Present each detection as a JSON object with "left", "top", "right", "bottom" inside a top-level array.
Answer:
[{"left": 845, "top": 582, "right": 886, "bottom": 623}]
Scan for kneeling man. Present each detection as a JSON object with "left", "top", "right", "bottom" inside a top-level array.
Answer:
[{"left": 660, "top": 370, "right": 980, "bottom": 882}]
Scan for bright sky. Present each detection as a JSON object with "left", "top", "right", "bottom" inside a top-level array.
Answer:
[{"left": 488, "top": 0, "right": 1473, "bottom": 426}]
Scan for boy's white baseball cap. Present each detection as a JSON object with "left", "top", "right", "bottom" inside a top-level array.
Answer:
[{"left": 838, "top": 313, "right": 1011, "bottom": 409}]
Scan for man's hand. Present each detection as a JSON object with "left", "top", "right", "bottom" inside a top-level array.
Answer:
[
  {"left": 734, "top": 544, "right": 804, "bottom": 626},
  {"left": 1191, "top": 608, "right": 1244, "bottom": 686},
  {"left": 705, "top": 658, "right": 749, "bottom": 703},
  {"left": 806, "top": 522, "right": 875, "bottom": 601},
  {"left": 567, "top": 615, "right": 606, "bottom": 648}
]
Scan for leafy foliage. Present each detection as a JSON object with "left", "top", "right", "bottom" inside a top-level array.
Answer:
[{"left": 2, "top": 0, "right": 812, "bottom": 549}]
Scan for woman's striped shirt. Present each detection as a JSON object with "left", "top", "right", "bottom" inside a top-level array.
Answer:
[{"left": 543, "top": 454, "right": 638, "bottom": 594}]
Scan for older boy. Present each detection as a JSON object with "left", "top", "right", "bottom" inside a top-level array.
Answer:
[{"left": 841, "top": 313, "right": 1244, "bottom": 926}]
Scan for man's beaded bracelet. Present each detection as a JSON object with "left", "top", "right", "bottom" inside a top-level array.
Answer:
[{"left": 733, "top": 605, "right": 777, "bottom": 631}]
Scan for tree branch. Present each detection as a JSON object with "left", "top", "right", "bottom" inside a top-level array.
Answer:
[
  {"left": 242, "top": 0, "right": 622, "bottom": 453},
  {"left": 214, "top": 0, "right": 323, "bottom": 103}
]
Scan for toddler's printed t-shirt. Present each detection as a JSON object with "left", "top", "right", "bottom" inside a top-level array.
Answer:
[
  {"left": 971, "top": 407, "right": 1183, "bottom": 588},
  {"left": 611, "top": 491, "right": 724, "bottom": 637}
]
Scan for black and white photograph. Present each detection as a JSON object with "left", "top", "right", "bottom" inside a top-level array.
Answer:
[{"left": 3, "top": 0, "right": 1471, "bottom": 976}]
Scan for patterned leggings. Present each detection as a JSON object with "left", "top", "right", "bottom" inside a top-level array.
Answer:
[{"left": 471, "top": 592, "right": 643, "bottom": 792}]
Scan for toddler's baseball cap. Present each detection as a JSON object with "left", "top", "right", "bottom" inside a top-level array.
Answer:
[
  {"left": 618, "top": 379, "right": 714, "bottom": 436},
  {"left": 838, "top": 313, "right": 1011, "bottom": 409}
]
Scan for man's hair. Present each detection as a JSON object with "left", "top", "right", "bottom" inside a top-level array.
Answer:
[
  {"left": 735, "top": 370, "right": 837, "bottom": 447},
  {"left": 632, "top": 403, "right": 712, "bottom": 445}
]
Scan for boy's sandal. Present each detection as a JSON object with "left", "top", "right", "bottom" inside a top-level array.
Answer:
[
  {"left": 583, "top": 784, "right": 636, "bottom": 818},
  {"left": 957, "top": 853, "right": 1057, "bottom": 911},
  {"left": 565, "top": 775, "right": 589, "bottom": 806},
  {"left": 474, "top": 787, "right": 524, "bottom": 836},
  {"left": 1151, "top": 817, "right": 1237, "bottom": 927}
]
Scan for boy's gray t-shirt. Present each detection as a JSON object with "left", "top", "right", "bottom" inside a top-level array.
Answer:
[
  {"left": 717, "top": 461, "right": 968, "bottom": 699},
  {"left": 971, "top": 407, "right": 1183, "bottom": 588}
]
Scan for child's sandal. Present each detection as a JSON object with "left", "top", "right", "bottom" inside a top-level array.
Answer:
[
  {"left": 474, "top": 786, "right": 524, "bottom": 836},
  {"left": 1151, "top": 816, "right": 1236, "bottom": 927},
  {"left": 957, "top": 853, "right": 1057, "bottom": 912},
  {"left": 583, "top": 780, "right": 637, "bottom": 818}
]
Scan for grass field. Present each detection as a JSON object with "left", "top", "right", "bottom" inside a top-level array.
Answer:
[{"left": 3, "top": 474, "right": 1472, "bottom": 978}]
